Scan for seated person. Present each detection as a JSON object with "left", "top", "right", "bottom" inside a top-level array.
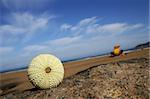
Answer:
[{"left": 110, "top": 44, "right": 124, "bottom": 57}]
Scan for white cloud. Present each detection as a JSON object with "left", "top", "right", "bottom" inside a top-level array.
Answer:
[
  {"left": 21, "top": 44, "right": 51, "bottom": 57},
  {"left": 0, "top": 25, "right": 25, "bottom": 35},
  {"left": 63, "top": 17, "right": 144, "bottom": 36},
  {"left": 128, "top": 23, "right": 144, "bottom": 30},
  {"left": 99, "top": 23, "right": 127, "bottom": 33},
  {"left": 78, "top": 17, "right": 97, "bottom": 26},
  {"left": 23, "top": 45, "right": 48, "bottom": 52},
  {"left": 97, "top": 23, "right": 143, "bottom": 34},
  {"left": 20, "top": 36, "right": 82, "bottom": 58},
  {"left": 60, "top": 24, "right": 72, "bottom": 31},
  {"left": 68, "top": 17, "right": 98, "bottom": 35},
  {"left": 0, "top": 12, "right": 53, "bottom": 45},
  {"left": 46, "top": 36, "right": 81, "bottom": 46}
]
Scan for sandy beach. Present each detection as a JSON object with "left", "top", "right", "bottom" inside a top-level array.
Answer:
[{"left": 0, "top": 48, "right": 149, "bottom": 98}]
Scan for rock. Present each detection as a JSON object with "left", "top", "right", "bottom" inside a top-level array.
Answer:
[{"left": 1, "top": 58, "right": 149, "bottom": 99}]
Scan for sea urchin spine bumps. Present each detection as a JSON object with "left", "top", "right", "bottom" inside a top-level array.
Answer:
[{"left": 28, "top": 54, "right": 64, "bottom": 89}]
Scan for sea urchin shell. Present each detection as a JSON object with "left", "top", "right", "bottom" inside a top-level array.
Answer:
[{"left": 28, "top": 54, "right": 64, "bottom": 89}]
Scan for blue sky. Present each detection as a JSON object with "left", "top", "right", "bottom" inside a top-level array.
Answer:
[{"left": 0, "top": 0, "right": 149, "bottom": 72}]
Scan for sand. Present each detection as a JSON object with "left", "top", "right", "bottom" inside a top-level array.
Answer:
[{"left": 0, "top": 48, "right": 149, "bottom": 98}]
